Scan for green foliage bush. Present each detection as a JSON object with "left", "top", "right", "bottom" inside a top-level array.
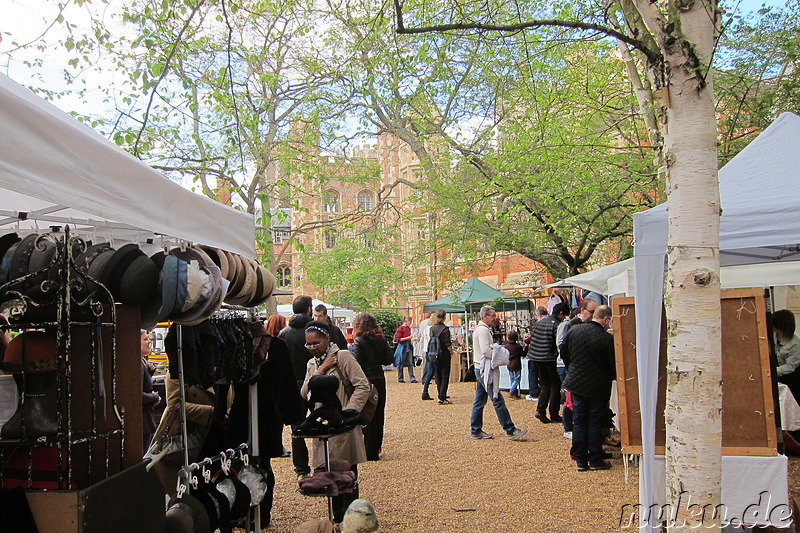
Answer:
[{"left": 372, "top": 310, "right": 403, "bottom": 341}]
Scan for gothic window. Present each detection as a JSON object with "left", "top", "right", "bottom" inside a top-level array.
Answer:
[
  {"left": 357, "top": 191, "right": 374, "bottom": 211},
  {"left": 323, "top": 190, "right": 340, "bottom": 212},
  {"left": 277, "top": 265, "right": 292, "bottom": 288},
  {"left": 324, "top": 231, "right": 337, "bottom": 249}
]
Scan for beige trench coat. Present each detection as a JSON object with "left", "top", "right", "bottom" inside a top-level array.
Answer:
[{"left": 300, "top": 349, "right": 369, "bottom": 468}]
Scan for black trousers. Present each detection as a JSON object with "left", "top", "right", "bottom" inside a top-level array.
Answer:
[
  {"left": 435, "top": 355, "right": 451, "bottom": 401},
  {"left": 534, "top": 361, "right": 562, "bottom": 419},
  {"left": 362, "top": 378, "right": 387, "bottom": 460},
  {"left": 291, "top": 388, "right": 310, "bottom": 475}
]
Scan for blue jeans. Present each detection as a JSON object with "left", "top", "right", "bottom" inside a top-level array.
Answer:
[
  {"left": 421, "top": 359, "right": 436, "bottom": 395},
  {"left": 526, "top": 359, "right": 540, "bottom": 396},
  {"left": 508, "top": 369, "right": 521, "bottom": 394},
  {"left": 397, "top": 343, "right": 416, "bottom": 381},
  {"left": 470, "top": 367, "right": 515, "bottom": 435},
  {"left": 570, "top": 392, "right": 608, "bottom": 464}
]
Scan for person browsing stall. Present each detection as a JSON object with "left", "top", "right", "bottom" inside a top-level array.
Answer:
[
  {"left": 348, "top": 312, "right": 393, "bottom": 460},
  {"left": 300, "top": 321, "right": 370, "bottom": 525},
  {"left": 140, "top": 330, "right": 161, "bottom": 453}
]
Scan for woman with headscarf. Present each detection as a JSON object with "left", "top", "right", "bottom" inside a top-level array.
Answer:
[
  {"left": 348, "top": 312, "right": 392, "bottom": 460},
  {"left": 300, "top": 321, "right": 370, "bottom": 525}
]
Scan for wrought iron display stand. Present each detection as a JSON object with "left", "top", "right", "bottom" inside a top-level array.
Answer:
[{"left": 0, "top": 227, "right": 124, "bottom": 488}]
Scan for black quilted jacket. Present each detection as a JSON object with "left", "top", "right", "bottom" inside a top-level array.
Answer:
[
  {"left": 561, "top": 320, "right": 616, "bottom": 400},
  {"left": 526, "top": 315, "right": 561, "bottom": 362}
]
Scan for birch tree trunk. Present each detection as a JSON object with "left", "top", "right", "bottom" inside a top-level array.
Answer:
[{"left": 656, "top": 1, "right": 722, "bottom": 529}]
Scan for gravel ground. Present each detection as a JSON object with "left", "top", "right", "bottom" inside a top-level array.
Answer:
[{"left": 262, "top": 373, "right": 639, "bottom": 532}]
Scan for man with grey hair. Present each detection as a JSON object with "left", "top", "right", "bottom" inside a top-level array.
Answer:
[
  {"left": 524, "top": 306, "right": 548, "bottom": 401},
  {"left": 470, "top": 305, "right": 527, "bottom": 440}
]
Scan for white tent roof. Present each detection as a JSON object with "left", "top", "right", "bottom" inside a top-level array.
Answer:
[
  {"left": 553, "top": 257, "right": 800, "bottom": 296},
  {"left": 0, "top": 73, "right": 255, "bottom": 257},
  {"left": 276, "top": 299, "right": 355, "bottom": 322},
  {"left": 635, "top": 111, "right": 800, "bottom": 264}
]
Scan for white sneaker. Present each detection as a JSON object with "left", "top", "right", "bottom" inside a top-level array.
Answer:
[
  {"left": 563, "top": 431, "right": 573, "bottom": 439},
  {"left": 525, "top": 395, "right": 537, "bottom": 401}
]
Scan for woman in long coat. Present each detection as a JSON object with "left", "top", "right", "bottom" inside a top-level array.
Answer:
[{"left": 300, "top": 321, "right": 370, "bottom": 524}]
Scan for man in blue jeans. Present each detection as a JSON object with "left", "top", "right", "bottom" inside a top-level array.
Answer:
[
  {"left": 560, "top": 305, "right": 616, "bottom": 471},
  {"left": 470, "top": 306, "right": 527, "bottom": 441}
]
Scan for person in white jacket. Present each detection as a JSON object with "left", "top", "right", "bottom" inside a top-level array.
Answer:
[{"left": 469, "top": 306, "right": 527, "bottom": 440}]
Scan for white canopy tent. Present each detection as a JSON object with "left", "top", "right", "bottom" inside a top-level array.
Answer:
[
  {"left": 276, "top": 299, "right": 355, "bottom": 323},
  {"left": 633, "top": 112, "right": 800, "bottom": 525},
  {"left": 552, "top": 257, "right": 800, "bottom": 297},
  {"left": 0, "top": 73, "right": 255, "bottom": 257}
]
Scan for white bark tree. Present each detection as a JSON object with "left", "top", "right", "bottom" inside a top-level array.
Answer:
[{"left": 394, "top": 0, "right": 722, "bottom": 528}]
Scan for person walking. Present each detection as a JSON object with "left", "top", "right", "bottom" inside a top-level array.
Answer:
[
  {"left": 469, "top": 306, "right": 527, "bottom": 441},
  {"left": 349, "top": 312, "right": 393, "bottom": 460},
  {"left": 561, "top": 305, "right": 616, "bottom": 471}
]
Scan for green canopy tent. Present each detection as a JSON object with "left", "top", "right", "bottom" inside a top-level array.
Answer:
[
  {"left": 422, "top": 278, "right": 531, "bottom": 369},
  {"left": 423, "top": 277, "right": 530, "bottom": 313}
]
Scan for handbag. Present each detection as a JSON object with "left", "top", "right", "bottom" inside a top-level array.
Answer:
[{"left": 332, "top": 364, "right": 379, "bottom": 425}]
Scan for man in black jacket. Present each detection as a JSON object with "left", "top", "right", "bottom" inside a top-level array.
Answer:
[
  {"left": 528, "top": 302, "right": 570, "bottom": 423},
  {"left": 279, "top": 294, "right": 314, "bottom": 477},
  {"left": 561, "top": 305, "right": 616, "bottom": 472},
  {"left": 314, "top": 303, "right": 348, "bottom": 349}
]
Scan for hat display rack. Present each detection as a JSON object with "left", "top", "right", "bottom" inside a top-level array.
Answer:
[
  {"left": 146, "top": 303, "right": 267, "bottom": 532},
  {"left": 0, "top": 226, "right": 125, "bottom": 490}
]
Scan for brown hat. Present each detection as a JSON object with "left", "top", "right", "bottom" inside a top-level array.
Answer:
[
  {"left": 2, "top": 330, "right": 60, "bottom": 373},
  {"left": 198, "top": 246, "right": 229, "bottom": 279}
]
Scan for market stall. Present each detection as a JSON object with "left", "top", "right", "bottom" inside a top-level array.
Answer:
[
  {"left": 0, "top": 73, "right": 282, "bottom": 533},
  {"left": 632, "top": 111, "right": 800, "bottom": 527}
]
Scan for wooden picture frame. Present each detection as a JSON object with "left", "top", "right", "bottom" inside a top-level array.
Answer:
[{"left": 613, "top": 288, "right": 777, "bottom": 456}]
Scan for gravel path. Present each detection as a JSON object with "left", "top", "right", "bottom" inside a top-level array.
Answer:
[{"left": 263, "top": 373, "right": 638, "bottom": 532}]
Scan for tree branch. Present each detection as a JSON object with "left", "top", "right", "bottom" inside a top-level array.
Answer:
[{"left": 393, "top": 0, "right": 662, "bottom": 65}]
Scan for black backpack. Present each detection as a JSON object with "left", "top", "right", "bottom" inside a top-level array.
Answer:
[{"left": 426, "top": 331, "right": 442, "bottom": 363}]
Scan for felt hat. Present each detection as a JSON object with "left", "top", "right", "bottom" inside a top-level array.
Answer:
[
  {"left": 27, "top": 237, "right": 57, "bottom": 274},
  {"left": 99, "top": 244, "right": 160, "bottom": 307},
  {"left": 165, "top": 494, "right": 209, "bottom": 533},
  {"left": 169, "top": 247, "right": 224, "bottom": 325},
  {"left": 0, "top": 236, "right": 21, "bottom": 286},
  {"left": 8, "top": 233, "right": 38, "bottom": 282},
  {"left": 245, "top": 262, "right": 275, "bottom": 307},
  {"left": 198, "top": 246, "right": 229, "bottom": 279},
  {"left": 193, "top": 481, "right": 229, "bottom": 531},
  {"left": 225, "top": 255, "right": 256, "bottom": 306},
  {"left": 2, "top": 330, "right": 59, "bottom": 373},
  {"left": 158, "top": 255, "right": 181, "bottom": 321},
  {"left": 222, "top": 476, "right": 251, "bottom": 524},
  {"left": 222, "top": 252, "right": 245, "bottom": 299},
  {"left": 236, "top": 464, "right": 269, "bottom": 507}
]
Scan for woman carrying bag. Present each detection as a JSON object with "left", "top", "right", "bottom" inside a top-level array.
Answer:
[
  {"left": 349, "top": 313, "right": 393, "bottom": 461},
  {"left": 300, "top": 321, "right": 370, "bottom": 525}
]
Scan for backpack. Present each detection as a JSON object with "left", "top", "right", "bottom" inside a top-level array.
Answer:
[{"left": 425, "top": 334, "right": 442, "bottom": 363}]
